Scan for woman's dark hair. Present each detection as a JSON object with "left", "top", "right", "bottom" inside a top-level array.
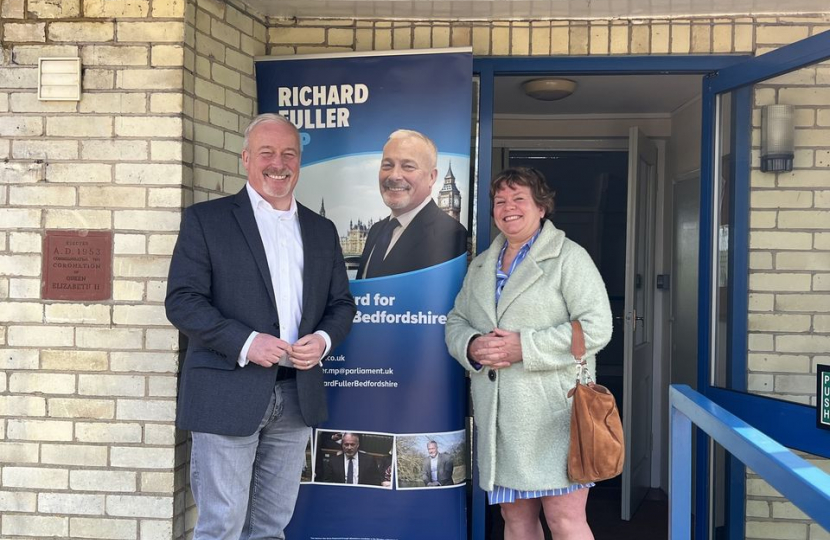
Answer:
[{"left": 490, "top": 167, "right": 556, "bottom": 217}]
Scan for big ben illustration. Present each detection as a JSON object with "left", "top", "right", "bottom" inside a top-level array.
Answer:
[{"left": 437, "top": 162, "right": 462, "bottom": 222}]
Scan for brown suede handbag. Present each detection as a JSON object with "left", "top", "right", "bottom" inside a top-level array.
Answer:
[{"left": 566, "top": 321, "right": 625, "bottom": 484}]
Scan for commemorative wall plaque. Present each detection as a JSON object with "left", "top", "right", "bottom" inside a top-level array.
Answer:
[{"left": 43, "top": 230, "right": 112, "bottom": 301}]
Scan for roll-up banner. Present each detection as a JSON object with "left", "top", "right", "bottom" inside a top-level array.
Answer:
[{"left": 255, "top": 49, "right": 473, "bottom": 539}]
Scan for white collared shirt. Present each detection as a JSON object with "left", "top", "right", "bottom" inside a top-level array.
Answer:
[
  {"left": 238, "top": 183, "right": 330, "bottom": 367},
  {"left": 361, "top": 196, "right": 433, "bottom": 278},
  {"left": 343, "top": 453, "right": 360, "bottom": 484}
]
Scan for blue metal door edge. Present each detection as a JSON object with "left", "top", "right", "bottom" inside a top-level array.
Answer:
[
  {"left": 474, "top": 63, "right": 495, "bottom": 254},
  {"left": 697, "top": 73, "right": 718, "bottom": 540},
  {"left": 707, "top": 387, "right": 830, "bottom": 458},
  {"left": 727, "top": 86, "right": 752, "bottom": 394},
  {"left": 725, "top": 85, "right": 752, "bottom": 540},
  {"left": 709, "top": 30, "right": 830, "bottom": 92},
  {"left": 726, "top": 453, "right": 745, "bottom": 539}
]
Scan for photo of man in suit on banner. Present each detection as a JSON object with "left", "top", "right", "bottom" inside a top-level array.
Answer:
[
  {"left": 357, "top": 129, "right": 468, "bottom": 279},
  {"left": 314, "top": 430, "right": 394, "bottom": 488},
  {"left": 423, "top": 440, "right": 455, "bottom": 486},
  {"left": 323, "top": 432, "right": 382, "bottom": 486},
  {"left": 394, "top": 431, "right": 465, "bottom": 490}
]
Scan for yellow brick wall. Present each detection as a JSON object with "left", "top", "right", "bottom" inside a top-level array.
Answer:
[
  {"left": 267, "top": 17, "right": 768, "bottom": 55},
  {"left": 745, "top": 450, "right": 830, "bottom": 540},
  {"left": 2, "top": 1, "right": 830, "bottom": 538},
  {"left": 0, "top": 0, "right": 263, "bottom": 534},
  {"left": 187, "top": 0, "right": 265, "bottom": 205},
  {"left": 0, "top": 0, "right": 190, "bottom": 535}
]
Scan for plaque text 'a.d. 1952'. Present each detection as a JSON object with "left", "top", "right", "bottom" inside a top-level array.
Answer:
[{"left": 43, "top": 230, "right": 112, "bottom": 301}]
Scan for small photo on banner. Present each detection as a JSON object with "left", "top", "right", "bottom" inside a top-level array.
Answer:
[
  {"left": 313, "top": 429, "right": 395, "bottom": 489},
  {"left": 395, "top": 430, "right": 466, "bottom": 489}
]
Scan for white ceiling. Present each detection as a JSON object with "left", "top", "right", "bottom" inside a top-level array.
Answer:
[
  {"left": 495, "top": 74, "right": 702, "bottom": 116},
  {"left": 247, "top": 0, "right": 830, "bottom": 20}
]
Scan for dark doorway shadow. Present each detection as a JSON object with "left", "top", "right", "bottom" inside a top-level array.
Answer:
[
  {"left": 484, "top": 487, "right": 668, "bottom": 540},
  {"left": 509, "top": 150, "right": 628, "bottom": 412}
]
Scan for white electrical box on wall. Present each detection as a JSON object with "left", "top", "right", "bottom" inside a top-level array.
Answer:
[{"left": 38, "top": 57, "right": 81, "bottom": 101}]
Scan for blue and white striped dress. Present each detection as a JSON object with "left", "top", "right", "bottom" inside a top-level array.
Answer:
[{"left": 488, "top": 228, "right": 593, "bottom": 506}]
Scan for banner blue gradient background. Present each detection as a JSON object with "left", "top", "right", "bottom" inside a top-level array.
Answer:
[{"left": 256, "top": 50, "right": 473, "bottom": 539}]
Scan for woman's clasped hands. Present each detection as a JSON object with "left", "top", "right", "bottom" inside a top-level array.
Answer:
[{"left": 467, "top": 328, "right": 523, "bottom": 370}]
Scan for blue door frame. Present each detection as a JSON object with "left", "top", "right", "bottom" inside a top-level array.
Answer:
[{"left": 470, "top": 55, "right": 750, "bottom": 540}]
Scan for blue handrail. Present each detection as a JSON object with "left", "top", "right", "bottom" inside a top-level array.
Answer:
[{"left": 669, "top": 385, "right": 830, "bottom": 539}]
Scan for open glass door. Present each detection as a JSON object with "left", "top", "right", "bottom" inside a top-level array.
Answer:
[{"left": 698, "top": 30, "right": 830, "bottom": 539}]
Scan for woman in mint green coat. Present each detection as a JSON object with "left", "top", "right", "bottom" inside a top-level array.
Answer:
[{"left": 445, "top": 168, "right": 613, "bottom": 539}]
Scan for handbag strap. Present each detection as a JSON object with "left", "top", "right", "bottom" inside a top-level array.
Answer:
[{"left": 571, "top": 320, "right": 594, "bottom": 386}]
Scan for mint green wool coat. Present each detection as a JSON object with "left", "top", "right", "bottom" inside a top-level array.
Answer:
[{"left": 445, "top": 221, "right": 613, "bottom": 492}]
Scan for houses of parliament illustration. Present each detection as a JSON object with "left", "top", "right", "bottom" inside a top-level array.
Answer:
[{"left": 320, "top": 162, "right": 464, "bottom": 258}]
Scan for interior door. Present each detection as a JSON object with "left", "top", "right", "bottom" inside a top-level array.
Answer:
[{"left": 622, "top": 126, "right": 657, "bottom": 520}]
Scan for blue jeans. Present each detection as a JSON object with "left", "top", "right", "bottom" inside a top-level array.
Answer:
[{"left": 190, "top": 380, "right": 310, "bottom": 540}]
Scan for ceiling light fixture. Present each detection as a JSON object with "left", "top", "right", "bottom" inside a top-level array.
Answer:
[{"left": 521, "top": 78, "right": 577, "bottom": 101}]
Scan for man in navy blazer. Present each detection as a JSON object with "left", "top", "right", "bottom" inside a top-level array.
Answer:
[
  {"left": 357, "top": 129, "right": 467, "bottom": 279},
  {"left": 166, "top": 114, "right": 355, "bottom": 540}
]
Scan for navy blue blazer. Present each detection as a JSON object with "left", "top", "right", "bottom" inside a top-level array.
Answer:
[
  {"left": 166, "top": 188, "right": 355, "bottom": 436},
  {"left": 356, "top": 199, "right": 467, "bottom": 279}
]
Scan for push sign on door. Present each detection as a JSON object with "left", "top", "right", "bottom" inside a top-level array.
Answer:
[{"left": 819, "top": 364, "right": 830, "bottom": 430}]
